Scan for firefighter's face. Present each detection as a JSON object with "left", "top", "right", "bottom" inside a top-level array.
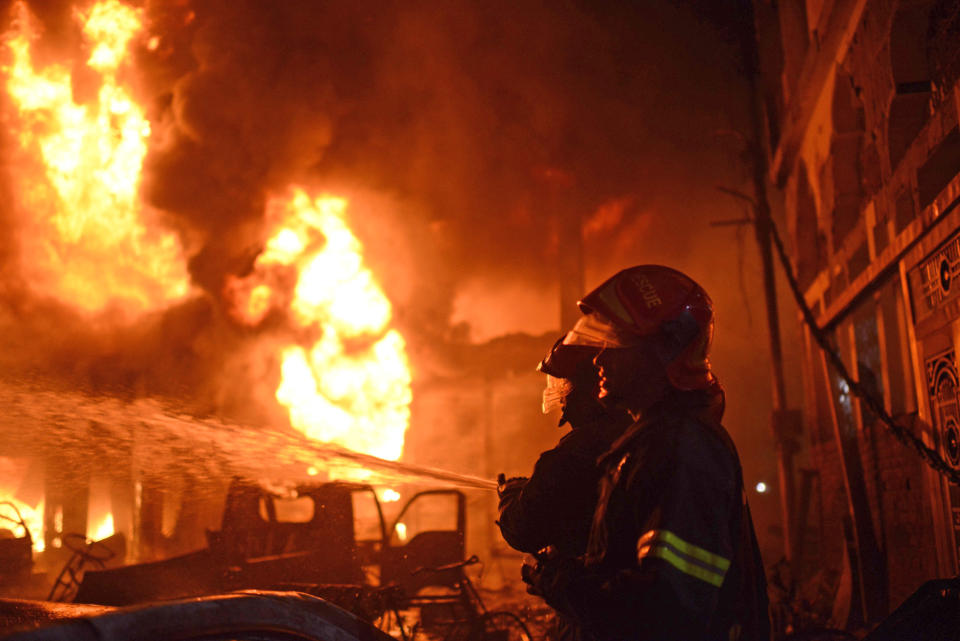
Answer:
[{"left": 593, "top": 343, "right": 668, "bottom": 410}]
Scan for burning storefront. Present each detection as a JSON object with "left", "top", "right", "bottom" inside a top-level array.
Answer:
[
  {"left": 0, "top": 0, "right": 803, "bottom": 637},
  {"left": 0, "top": 0, "right": 579, "bottom": 602}
]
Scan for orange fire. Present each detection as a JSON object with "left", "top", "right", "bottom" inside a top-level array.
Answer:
[
  {"left": 2, "top": 0, "right": 189, "bottom": 312},
  {"left": 87, "top": 512, "right": 114, "bottom": 542},
  {"left": 0, "top": 496, "right": 44, "bottom": 553},
  {"left": 231, "top": 190, "right": 412, "bottom": 461},
  {"left": 4, "top": 1, "right": 409, "bottom": 467}
]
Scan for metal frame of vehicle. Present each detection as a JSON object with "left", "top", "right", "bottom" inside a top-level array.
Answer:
[{"left": 73, "top": 480, "right": 467, "bottom": 607}]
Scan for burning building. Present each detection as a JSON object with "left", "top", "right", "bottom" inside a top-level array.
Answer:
[
  {"left": 0, "top": 0, "right": 788, "bottom": 623},
  {"left": 752, "top": 0, "right": 960, "bottom": 629},
  {"left": 0, "top": 0, "right": 589, "bottom": 594}
]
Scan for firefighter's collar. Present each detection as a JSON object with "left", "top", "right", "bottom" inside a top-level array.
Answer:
[{"left": 595, "top": 390, "right": 720, "bottom": 466}]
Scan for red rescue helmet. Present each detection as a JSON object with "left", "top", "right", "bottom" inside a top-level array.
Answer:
[{"left": 576, "top": 265, "right": 716, "bottom": 391}]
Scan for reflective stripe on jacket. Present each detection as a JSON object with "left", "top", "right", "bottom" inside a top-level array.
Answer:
[{"left": 539, "top": 392, "right": 770, "bottom": 641}]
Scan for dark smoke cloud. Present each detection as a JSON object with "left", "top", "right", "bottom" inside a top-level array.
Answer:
[
  {"left": 141, "top": 0, "right": 791, "bottom": 549},
  {"left": 1, "top": 0, "right": 791, "bottom": 549},
  {"left": 139, "top": 0, "right": 338, "bottom": 291},
  {"left": 4, "top": 0, "right": 761, "bottom": 337},
  {"left": 136, "top": 0, "right": 757, "bottom": 319}
]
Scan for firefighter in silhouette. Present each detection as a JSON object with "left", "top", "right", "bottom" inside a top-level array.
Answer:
[
  {"left": 519, "top": 265, "right": 770, "bottom": 641},
  {"left": 497, "top": 321, "right": 633, "bottom": 641},
  {"left": 497, "top": 330, "right": 632, "bottom": 557}
]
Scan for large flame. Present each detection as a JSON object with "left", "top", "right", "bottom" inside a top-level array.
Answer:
[
  {"left": 87, "top": 511, "right": 114, "bottom": 541},
  {"left": 230, "top": 190, "right": 412, "bottom": 461},
  {"left": 0, "top": 496, "right": 43, "bottom": 553},
  {"left": 2, "top": 0, "right": 188, "bottom": 312}
]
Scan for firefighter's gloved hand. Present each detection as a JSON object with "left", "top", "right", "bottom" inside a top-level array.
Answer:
[
  {"left": 521, "top": 545, "right": 557, "bottom": 596},
  {"left": 523, "top": 553, "right": 579, "bottom": 605},
  {"left": 521, "top": 555, "right": 543, "bottom": 595},
  {"left": 496, "top": 473, "right": 528, "bottom": 504}
]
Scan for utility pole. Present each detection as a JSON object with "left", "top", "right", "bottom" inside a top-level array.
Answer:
[
  {"left": 725, "top": 6, "right": 799, "bottom": 565},
  {"left": 712, "top": 181, "right": 797, "bottom": 566},
  {"left": 734, "top": 4, "right": 887, "bottom": 624}
]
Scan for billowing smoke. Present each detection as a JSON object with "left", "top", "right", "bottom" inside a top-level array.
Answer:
[
  {"left": 1, "top": 0, "right": 759, "bottom": 343},
  {"left": 136, "top": 0, "right": 757, "bottom": 312},
  {"left": 0, "top": 0, "right": 790, "bottom": 548},
  {"left": 4, "top": 1, "right": 723, "bottom": 360}
]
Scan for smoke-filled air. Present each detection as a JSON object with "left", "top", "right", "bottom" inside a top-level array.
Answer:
[{"left": 0, "top": 0, "right": 787, "bottom": 559}]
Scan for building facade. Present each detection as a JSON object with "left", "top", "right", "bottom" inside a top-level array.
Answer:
[{"left": 754, "top": 0, "right": 960, "bottom": 624}]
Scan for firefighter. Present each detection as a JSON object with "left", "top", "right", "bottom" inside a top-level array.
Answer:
[
  {"left": 497, "top": 327, "right": 633, "bottom": 641},
  {"left": 524, "top": 265, "right": 770, "bottom": 641},
  {"left": 497, "top": 331, "right": 632, "bottom": 558}
]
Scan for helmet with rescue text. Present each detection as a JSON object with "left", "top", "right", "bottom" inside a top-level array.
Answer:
[{"left": 571, "top": 265, "right": 721, "bottom": 414}]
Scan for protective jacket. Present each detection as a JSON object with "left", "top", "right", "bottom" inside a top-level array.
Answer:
[
  {"left": 497, "top": 422, "right": 610, "bottom": 558},
  {"left": 533, "top": 390, "right": 770, "bottom": 641}
]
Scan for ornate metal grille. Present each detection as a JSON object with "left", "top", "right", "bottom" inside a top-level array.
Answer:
[{"left": 909, "top": 232, "right": 960, "bottom": 322}]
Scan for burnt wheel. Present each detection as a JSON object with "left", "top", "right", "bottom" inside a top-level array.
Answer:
[
  {"left": 62, "top": 532, "right": 115, "bottom": 563},
  {"left": 47, "top": 533, "right": 117, "bottom": 601}
]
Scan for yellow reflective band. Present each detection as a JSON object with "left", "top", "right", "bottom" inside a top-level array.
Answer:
[
  {"left": 638, "top": 543, "right": 726, "bottom": 588},
  {"left": 637, "top": 529, "right": 731, "bottom": 572}
]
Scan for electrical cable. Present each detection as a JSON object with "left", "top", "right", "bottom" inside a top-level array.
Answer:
[{"left": 765, "top": 216, "right": 960, "bottom": 486}]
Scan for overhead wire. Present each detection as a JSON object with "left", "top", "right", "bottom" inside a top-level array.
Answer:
[{"left": 765, "top": 215, "right": 960, "bottom": 485}]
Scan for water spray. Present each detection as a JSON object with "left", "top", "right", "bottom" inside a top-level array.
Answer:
[{"left": 0, "top": 379, "right": 498, "bottom": 492}]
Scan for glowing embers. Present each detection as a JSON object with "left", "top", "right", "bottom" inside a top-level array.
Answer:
[
  {"left": 2, "top": 0, "right": 188, "bottom": 312},
  {"left": 233, "top": 190, "right": 411, "bottom": 461}
]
